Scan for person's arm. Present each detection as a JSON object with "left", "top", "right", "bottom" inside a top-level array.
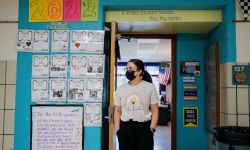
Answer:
[
  {"left": 150, "top": 103, "right": 159, "bottom": 129},
  {"left": 114, "top": 106, "right": 122, "bottom": 132}
]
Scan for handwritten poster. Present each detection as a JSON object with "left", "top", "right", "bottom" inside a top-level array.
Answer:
[
  {"left": 70, "top": 30, "right": 87, "bottom": 52},
  {"left": 51, "top": 30, "right": 69, "bottom": 52},
  {"left": 64, "top": 0, "right": 80, "bottom": 21},
  {"left": 86, "top": 30, "right": 104, "bottom": 53},
  {"left": 45, "top": 0, "right": 63, "bottom": 21},
  {"left": 31, "top": 106, "right": 83, "bottom": 150},
  {"left": 68, "top": 79, "right": 85, "bottom": 102},
  {"left": 16, "top": 29, "right": 33, "bottom": 52},
  {"left": 86, "top": 55, "right": 105, "bottom": 78},
  {"left": 50, "top": 54, "right": 68, "bottom": 77},
  {"left": 31, "top": 79, "right": 49, "bottom": 102},
  {"left": 32, "top": 55, "right": 49, "bottom": 78},
  {"left": 84, "top": 103, "right": 102, "bottom": 126},
  {"left": 49, "top": 79, "right": 67, "bottom": 102},
  {"left": 85, "top": 78, "right": 103, "bottom": 102},
  {"left": 70, "top": 55, "right": 87, "bottom": 78},
  {"left": 29, "top": 0, "right": 45, "bottom": 22},
  {"left": 81, "top": 0, "right": 98, "bottom": 21},
  {"left": 33, "top": 30, "right": 50, "bottom": 52}
]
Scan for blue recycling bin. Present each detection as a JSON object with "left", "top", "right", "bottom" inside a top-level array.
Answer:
[{"left": 213, "top": 126, "right": 250, "bottom": 150}]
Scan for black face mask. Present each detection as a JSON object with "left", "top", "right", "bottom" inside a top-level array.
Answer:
[{"left": 125, "top": 70, "right": 136, "bottom": 81}]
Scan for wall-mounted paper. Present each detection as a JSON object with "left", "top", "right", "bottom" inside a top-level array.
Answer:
[
  {"left": 64, "top": 0, "right": 80, "bottom": 21},
  {"left": 31, "top": 79, "right": 49, "bottom": 102},
  {"left": 70, "top": 30, "right": 87, "bottom": 52},
  {"left": 49, "top": 78, "right": 67, "bottom": 102},
  {"left": 81, "top": 0, "right": 98, "bottom": 21},
  {"left": 50, "top": 54, "right": 68, "bottom": 77},
  {"left": 32, "top": 55, "right": 49, "bottom": 77},
  {"left": 31, "top": 106, "right": 83, "bottom": 150},
  {"left": 85, "top": 78, "right": 103, "bottom": 102},
  {"left": 33, "top": 30, "right": 50, "bottom": 52},
  {"left": 68, "top": 79, "right": 85, "bottom": 102},
  {"left": 84, "top": 103, "right": 102, "bottom": 126},
  {"left": 16, "top": 29, "right": 33, "bottom": 52},
  {"left": 51, "top": 30, "right": 69, "bottom": 52},
  {"left": 70, "top": 55, "right": 87, "bottom": 78},
  {"left": 45, "top": 0, "right": 63, "bottom": 21},
  {"left": 29, "top": 0, "right": 45, "bottom": 22},
  {"left": 86, "top": 55, "right": 105, "bottom": 78},
  {"left": 86, "top": 30, "right": 104, "bottom": 53}
]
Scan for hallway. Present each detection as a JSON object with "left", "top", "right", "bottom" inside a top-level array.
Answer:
[{"left": 154, "top": 125, "right": 171, "bottom": 150}]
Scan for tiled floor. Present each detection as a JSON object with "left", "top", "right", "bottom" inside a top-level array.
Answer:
[{"left": 154, "top": 125, "right": 171, "bottom": 150}]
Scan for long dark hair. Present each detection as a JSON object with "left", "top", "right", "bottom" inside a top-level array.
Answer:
[{"left": 128, "top": 59, "right": 152, "bottom": 83}]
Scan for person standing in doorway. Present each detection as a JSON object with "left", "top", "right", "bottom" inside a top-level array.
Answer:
[{"left": 114, "top": 59, "right": 159, "bottom": 150}]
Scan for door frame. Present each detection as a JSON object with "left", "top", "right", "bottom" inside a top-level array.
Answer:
[{"left": 108, "top": 32, "right": 177, "bottom": 150}]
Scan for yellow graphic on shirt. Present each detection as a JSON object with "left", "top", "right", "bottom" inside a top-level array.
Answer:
[{"left": 125, "top": 94, "right": 144, "bottom": 110}]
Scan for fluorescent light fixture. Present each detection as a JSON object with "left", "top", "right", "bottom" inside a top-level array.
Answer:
[{"left": 137, "top": 39, "right": 160, "bottom": 44}]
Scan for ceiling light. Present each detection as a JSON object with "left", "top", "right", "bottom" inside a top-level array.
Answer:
[{"left": 137, "top": 39, "right": 160, "bottom": 44}]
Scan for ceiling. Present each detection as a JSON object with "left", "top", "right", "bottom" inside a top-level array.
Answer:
[{"left": 118, "top": 38, "right": 171, "bottom": 62}]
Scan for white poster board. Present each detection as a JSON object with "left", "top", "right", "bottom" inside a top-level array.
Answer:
[{"left": 31, "top": 106, "right": 83, "bottom": 150}]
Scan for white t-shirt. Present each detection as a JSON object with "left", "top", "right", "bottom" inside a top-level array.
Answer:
[{"left": 114, "top": 80, "right": 159, "bottom": 122}]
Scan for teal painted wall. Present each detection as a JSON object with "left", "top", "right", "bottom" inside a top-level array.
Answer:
[
  {"left": 15, "top": 0, "right": 236, "bottom": 150},
  {"left": 176, "top": 34, "right": 209, "bottom": 150}
]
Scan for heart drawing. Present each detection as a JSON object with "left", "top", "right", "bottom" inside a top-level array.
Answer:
[
  {"left": 26, "top": 41, "right": 31, "bottom": 47},
  {"left": 75, "top": 42, "right": 80, "bottom": 48}
]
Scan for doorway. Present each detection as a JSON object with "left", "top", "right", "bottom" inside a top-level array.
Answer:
[{"left": 105, "top": 31, "right": 177, "bottom": 150}]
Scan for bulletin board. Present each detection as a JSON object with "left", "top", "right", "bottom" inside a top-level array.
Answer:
[{"left": 31, "top": 105, "right": 84, "bottom": 150}]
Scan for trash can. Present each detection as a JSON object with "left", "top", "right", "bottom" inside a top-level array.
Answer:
[{"left": 213, "top": 126, "right": 250, "bottom": 150}]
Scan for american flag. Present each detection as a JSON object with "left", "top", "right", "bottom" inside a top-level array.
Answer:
[{"left": 158, "top": 67, "right": 171, "bottom": 85}]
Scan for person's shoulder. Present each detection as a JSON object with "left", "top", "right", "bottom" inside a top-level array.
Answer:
[
  {"left": 117, "top": 82, "right": 129, "bottom": 90},
  {"left": 141, "top": 80, "right": 154, "bottom": 87}
]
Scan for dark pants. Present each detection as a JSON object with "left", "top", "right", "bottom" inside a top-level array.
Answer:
[{"left": 116, "top": 120, "right": 154, "bottom": 150}]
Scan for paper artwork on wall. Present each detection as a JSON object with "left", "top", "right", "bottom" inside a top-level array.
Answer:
[
  {"left": 51, "top": 30, "right": 69, "bottom": 52},
  {"left": 32, "top": 55, "right": 49, "bottom": 78},
  {"left": 64, "top": 0, "right": 81, "bottom": 22},
  {"left": 84, "top": 103, "right": 102, "bottom": 126},
  {"left": 86, "top": 30, "right": 104, "bottom": 53},
  {"left": 85, "top": 78, "right": 103, "bottom": 102},
  {"left": 70, "top": 30, "right": 87, "bottom": 52},
  {"left": 81, "top": 0, "right": 99, "bottom": 21},
  {"left": 70, "top": 30, "right": 104, "bottom": 53},
  {"left": 31, "top": 79, "right": 49, "bottom": 102},
  {"left": 33, "top": 30, "right": 50, "bottom": 52},
  {"left": 31, "top": 106, "right": 83, "bottom": 150},
  {"left": 70, "top": 55, "right": 87, "bottom": 78},
  {"left": 16, "top": 29, "right": 33, "bottom": 52},
  {"left": 45, "top": 0, "right": 63, "bottom": 22},
  {"left": 29, "top": 0, "right": 45, "bottom": 22},
  {"left": 86, "top": 55, "right": 105, "bottom": 78},
  {"left": 68, "top": 79, "right": 85, "bottom": 102},
  {"left": 50, "top": 54, "right": 68, "bottom": 77},
  {"left": 49, "top": 78, "right": 67, "bottom": 102}
]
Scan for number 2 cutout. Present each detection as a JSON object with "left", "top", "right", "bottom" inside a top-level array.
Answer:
[
  {"left": 29, "top": 0, "right": 45, "bottom": 22},
  {"left": 64, "top": 0, "right": 80, "bottom": 21}
]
